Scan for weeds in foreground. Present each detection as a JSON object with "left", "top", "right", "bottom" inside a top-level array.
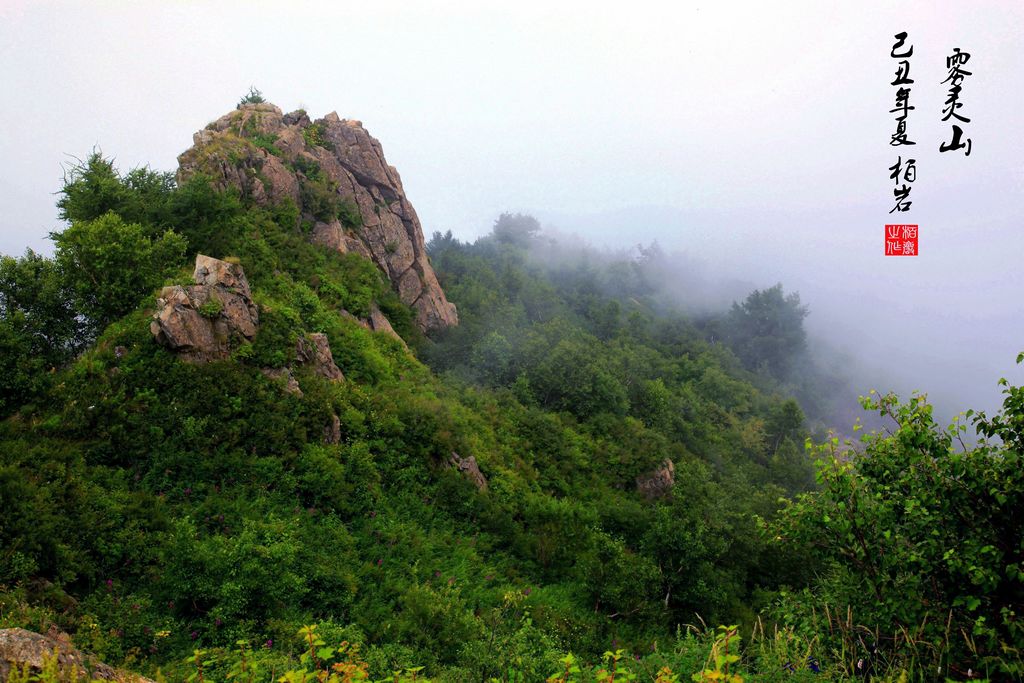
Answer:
[{"left": 6, "top": 620, "right": 997, "bottom": 682}]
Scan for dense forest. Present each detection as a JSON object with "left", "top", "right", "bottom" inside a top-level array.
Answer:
[{"left": 0, "top": 108, "right": 1022, "bottom": 682}]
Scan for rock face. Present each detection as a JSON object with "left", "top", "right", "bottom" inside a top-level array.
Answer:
[
  {"left": 341, "top": 303, "right": 407, "bottom": 348},
  {"left": 150, "top": 255, "right": 259, "bottom": 362},
  {"left": 0, "top": 628, "right": 154, "bottom": 682},
  {"left": 448, "top": 452, "right": 488, "bottom": 491},
  {"left": 636, "top": 459, "right": 675, "bottom": 499},
  {"left": 260, "top": 333, "right": 346, "bottom": 398},
  {"left": 296, "top": 333, "right": 345, "bottom": 381},
  {"left": 178, "top": 102, "right": 458, "bottom": 334}
]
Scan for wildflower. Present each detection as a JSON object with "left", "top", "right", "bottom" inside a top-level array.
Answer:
[
  {"left": 132, "top": 604, "right": 140, "bottom": 611},
  {"left": 105, "top": 579, "right": 113, "bottom": 589},
  {"left": 377, "top": 558, "right": 383, "bottom": 566},
  {"left": 190, "top": 631, "right": 198, "bottom": 640},
  {"left": 485, "top": 574, "right": 494, "bottom": 581},
  {"left": 184, "top": 487, "right": 192, "bottom": 496},
  {"left": 265, "top": 639, "right": 273, "bottom": 649},
  {"left": 522, "top": 587, "right": 532, "bottom": 596},
  {"left": 215, "top": 618, "right": 223, "bottom": 627},
  {"left": 156, "top": 630, "right": 170, "bottom": 638}
]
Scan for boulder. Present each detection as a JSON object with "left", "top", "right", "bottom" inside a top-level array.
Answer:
[
  {"left": 636, "top": 459, "right": 675, "bottom": 499},
  {"left": 260, "top": 333, "right": 345, "bottom": 396},
  {"left": 295, "top": 333, "right": 344, "bottom": 381},
  {"left": 323, "top": 413, "right": 342, "bottom": 444},
  {"left": 151, "top": 255, "right": 259, "bottom": 362},
  {"left": 340, "top": 304, "right": 406, "bottom": 348},
  {"left": 0, "top": 628, "right": 154, "bottom": 682},
  {"left": 448, "top": 452, "right": 488, "bottom": 491},
  {"left": 366, "top": 303, "right": 403, "bottom": 343},
  {"left": 261, "top": 367, "right": 302, "bottom": 396}
]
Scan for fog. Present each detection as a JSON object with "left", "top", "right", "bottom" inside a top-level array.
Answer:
[{"left": 1, "top": 0, "right": 1021, "bottom": 423}]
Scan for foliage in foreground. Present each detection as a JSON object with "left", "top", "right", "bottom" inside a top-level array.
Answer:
[{"left": 4, "top": 620, "right": 983, "bottom": 682}]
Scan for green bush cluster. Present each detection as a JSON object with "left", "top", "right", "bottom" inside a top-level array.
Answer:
[
  {"left": 302, "top": 122, "right": 332, "bottom": 150},
  {"left": 290, "top": 156, "right": 362, "bottom": 228}
]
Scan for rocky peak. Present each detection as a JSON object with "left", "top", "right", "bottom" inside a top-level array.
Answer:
[{"left": 178, "top": 102, "right": 458, "bottom": 333}]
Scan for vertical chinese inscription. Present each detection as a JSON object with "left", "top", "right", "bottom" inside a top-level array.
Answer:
[
  {"left": 889, "top": 32, "right": 916, "bottom": 215},
  {"left": 939, "top": 48, "right": 972, "bottom": 155}
]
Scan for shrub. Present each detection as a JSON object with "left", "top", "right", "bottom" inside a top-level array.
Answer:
[
  {"left": 303, "top": 122, "right": 330, "bottom": 149},
  {"left": 238, "top": 86, "right": 265, "bottom": 107}
]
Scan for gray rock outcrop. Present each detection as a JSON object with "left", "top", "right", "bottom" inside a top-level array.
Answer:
[
  {"left": 150, "top": 254, "right": 259, "bottom": 362},
  {"left": 296, "top": 333, "right": 345, "bottom": 381},
  {"left": 636, "top": 459, "right": 675, "bottom": 499},
  {"left": 448, "top": 452, "right": 488, "bottom": 491},
  {"left": 259, "top": 333, "right": 346, "bottom": 397},
  {"left": 341, "top": 303, "right": 407, "bottom": 348},
  {"left": 0, "top": 628, "right": 154, "bottom": 682}
]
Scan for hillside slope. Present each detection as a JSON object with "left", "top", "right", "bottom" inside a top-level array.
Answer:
[{"left": 1, "top": 102, "right": 1021, "bottom": 682}]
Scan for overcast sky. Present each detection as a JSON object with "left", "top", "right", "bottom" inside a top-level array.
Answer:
[{"left": 1, "top": 0, "right": 1021, "bottom": 421}]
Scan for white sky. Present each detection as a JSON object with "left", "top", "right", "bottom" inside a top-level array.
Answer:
[{"left": 1, "top": 0, "right": 1021, "bottom": 418}]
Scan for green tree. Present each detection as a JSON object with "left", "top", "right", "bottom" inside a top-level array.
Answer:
[
  {"left": 52, "top": 212, "right": 186, "bottom": 332},
  {"left": 0, "top": 250, "right": 84, "bottom": 414},
  {"left": 58, "top": 152, "right": 174, "bottom": 230},
  {"left": 492, "top": 212, "right": 541, "bottom": 247},
  {"left": 237, "top": 86, "right": 266, "bottom": 106},
  {"left": 776, "top": 370, "right": 1024, "bottom": 676},
  {"left": 723, "top": 283, "right": 808, "bottom": 379}
]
